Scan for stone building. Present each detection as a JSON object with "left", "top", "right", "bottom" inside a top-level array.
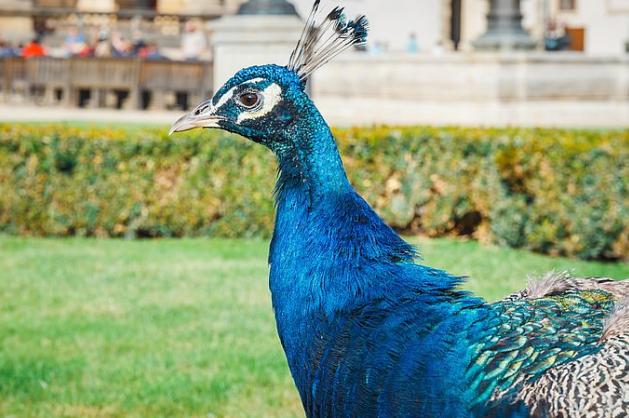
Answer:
[
  {"left": 0, "top": 0, "right": 243, "bottom": 44},
  {"left": 477, "top": 0, "right": 629, "bottom": 55},
  {"left": 1, "top": 1, "right": 627, "bottom": 56},
  {"left": 291, "top": 0, "right": 629, "bottom": 56},
  {"left": 0, "top": 0, "right": 243, "bottom": 14}
]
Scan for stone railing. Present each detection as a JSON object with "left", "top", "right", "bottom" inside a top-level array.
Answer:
[
  {"left": 0, "top": 57, "right": 212, "bottom": 110},
  {"left": 312, "top": 52, "right": 629, "bottom": 102}
]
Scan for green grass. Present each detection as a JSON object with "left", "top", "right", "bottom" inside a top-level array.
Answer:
[{"left": 0, "top": 237, "right": 626, "bottom": 418}]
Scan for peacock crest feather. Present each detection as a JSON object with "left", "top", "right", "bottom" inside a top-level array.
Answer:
[{"left": 288, "top": 0, "right": 368, "bottom": 81}]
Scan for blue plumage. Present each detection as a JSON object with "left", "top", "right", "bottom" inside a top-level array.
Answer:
[{"left": 170, "top": 3, "right": 628, "bottom": 417}]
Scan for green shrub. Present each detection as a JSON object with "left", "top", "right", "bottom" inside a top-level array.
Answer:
[{"left": 0, "top": 124, "right": 626, "bottom": 260}]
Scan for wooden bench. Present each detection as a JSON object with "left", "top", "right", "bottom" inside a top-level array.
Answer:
[
  {"left": 1, "top": 57, "right": 28, "bottom": 100},
  {"left": 0, "top": 57, "right": 212, "bottom": 110},
  {"left": 25, "top": 57, "right": 70, "bottom": 104},
  {"left": 70, "top": 58, "right": 140, "bottom": 108},
  {"left": 140, "top": 60, "right": 212, "bottom": 110}
]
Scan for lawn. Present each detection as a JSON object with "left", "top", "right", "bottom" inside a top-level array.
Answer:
[{"left": 0, "top": 237, "right": 626, "bottom": 418}]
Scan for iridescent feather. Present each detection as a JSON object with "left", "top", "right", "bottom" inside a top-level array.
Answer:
[{"left": 473, "top": 273, "right": 629, "bottom": 416}]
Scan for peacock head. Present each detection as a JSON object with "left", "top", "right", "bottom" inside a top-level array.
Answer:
[
  {"left": 170, "top": 64, "right": 307, "bottom": 149},
  {"left": 169, "top": 1, "right": 368, "bottom": 153}
]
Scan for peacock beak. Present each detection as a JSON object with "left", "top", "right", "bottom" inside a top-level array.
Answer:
[{"left": 169, "top": 99, "right": 223, "bottom": 135}]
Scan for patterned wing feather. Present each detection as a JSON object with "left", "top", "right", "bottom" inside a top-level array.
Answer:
[{"left": 467, "top": 272, "right": 628, "bottom": 417}]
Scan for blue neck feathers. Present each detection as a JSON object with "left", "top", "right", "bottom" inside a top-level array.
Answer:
[
  {"left": 267, "top": 109, "right": 468, "bottom": 407},
  {"left": 273, "top": 105, "right": 351, "bottom": 200}
]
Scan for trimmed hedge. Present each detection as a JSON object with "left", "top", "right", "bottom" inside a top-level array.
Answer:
[{"left": 0, "top": 124, "right": 626, "bottom": 260}]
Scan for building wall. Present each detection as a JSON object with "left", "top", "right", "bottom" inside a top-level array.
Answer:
[
  {"left": 156, "top": 0, "right": 184, "bottom": 13},
  {"left": 0, "top": 0, "right": 242, "bottom": 14},
  {"left": 158, "top": 0, "right": 241, "bottom": 15},
  {"left": 296, "top": 0, "right": 629, "bottom": 56},
  {"left": 76, "top": 0, "right": 114, "bottom": 12},
  {"left": 72, "top": 0, "right": 239, "bottom": 14},
  {"left": 459, "top": 0, "right": 629, "bottom": 55},
  {"left": 1, "top": 0, "right": 627, "bottom": 56},
  {"left": 0, "top": 17, "right": 33, "bottom": 43},
  {"left": 551, "top": 0, "right": 629, "bottom": 55},
  {"left": 0, "top": 0, "right": 32, "bottom": 9},
  {"left": 0, "top": 0, "right": 34, "bottom": 43},
  {"left": 292, "top": 0, "right": 445, "bottom": 53}
]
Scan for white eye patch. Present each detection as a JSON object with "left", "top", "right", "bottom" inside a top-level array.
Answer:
[
  {"left": 214, "top": 86, "right": 238, "bottom": 110},
  {"left": 212, "top": 78, "right": 271, "bottom": 113},
  {"left": 237, "top": 83, "right": 283, "bottom": 123}
]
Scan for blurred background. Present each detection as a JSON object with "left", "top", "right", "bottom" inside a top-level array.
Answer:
[
  {"left": 0, "top": 1, "right": 627, "bottom": 417},
  {"left": 0, "top": 0, "right": 627, "bottom": 125}
]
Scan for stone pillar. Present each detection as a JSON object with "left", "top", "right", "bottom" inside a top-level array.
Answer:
[
  {"left": 473, "top": 0, "right": 536, "bottom": 50},
  {"left": 210, "top": 0, "right": 301, "bottom": 91},
  {"left": 237, "top": 0, "right": 298, "bottom": 15}
]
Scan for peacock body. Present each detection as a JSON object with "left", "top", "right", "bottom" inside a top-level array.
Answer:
[{"left": 170, "top": 2, "right": 629, "bottom": 417}]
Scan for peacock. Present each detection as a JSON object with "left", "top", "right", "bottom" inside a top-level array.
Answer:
[{"left": 170, "top": 2, "right": 628, "bottom": 417}]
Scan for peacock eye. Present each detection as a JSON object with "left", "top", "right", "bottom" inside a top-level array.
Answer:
[{"left": 238, "top": 92, "right": 261, "bottom": 109}]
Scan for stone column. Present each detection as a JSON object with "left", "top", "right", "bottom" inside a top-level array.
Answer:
[
  {"left": 237, "top": 0, "right": 298, "bottom": 15},
  {"left": 473, "top": 0, "right": 536, "bottom": 50},
  {"left": 210, "top": 0, "right": 302, "bottom": 90}
]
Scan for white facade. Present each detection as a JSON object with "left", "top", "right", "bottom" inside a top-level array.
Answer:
[
  {"left": 548, "top": 0, "right": 629, "bottom": 56},
  {"left": 1, "top": 0, "right": 625, "bottom": 55},
  {"left": 292, "top": 0, "right": 446, "bottom": 53},
  {"left": 292, "top": 0, "right": 629, "bottom": 56}
]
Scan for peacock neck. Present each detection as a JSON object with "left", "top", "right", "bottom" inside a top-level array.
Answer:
[
  {"left": 274, "top": 108, "right": 351, "bottom": 201},
  {"left": 267, "top": 116, "right": 425, "bottom": 399},
  {"left": 269, "top": 120, "right": 357, "bottom": 316},
  {"left": 261, "top": 103, "right": 484, "bottom": 417}
]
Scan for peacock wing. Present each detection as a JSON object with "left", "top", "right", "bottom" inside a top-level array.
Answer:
[{"left": 466, "top": 272, "right": 628, "bottom": 417}]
